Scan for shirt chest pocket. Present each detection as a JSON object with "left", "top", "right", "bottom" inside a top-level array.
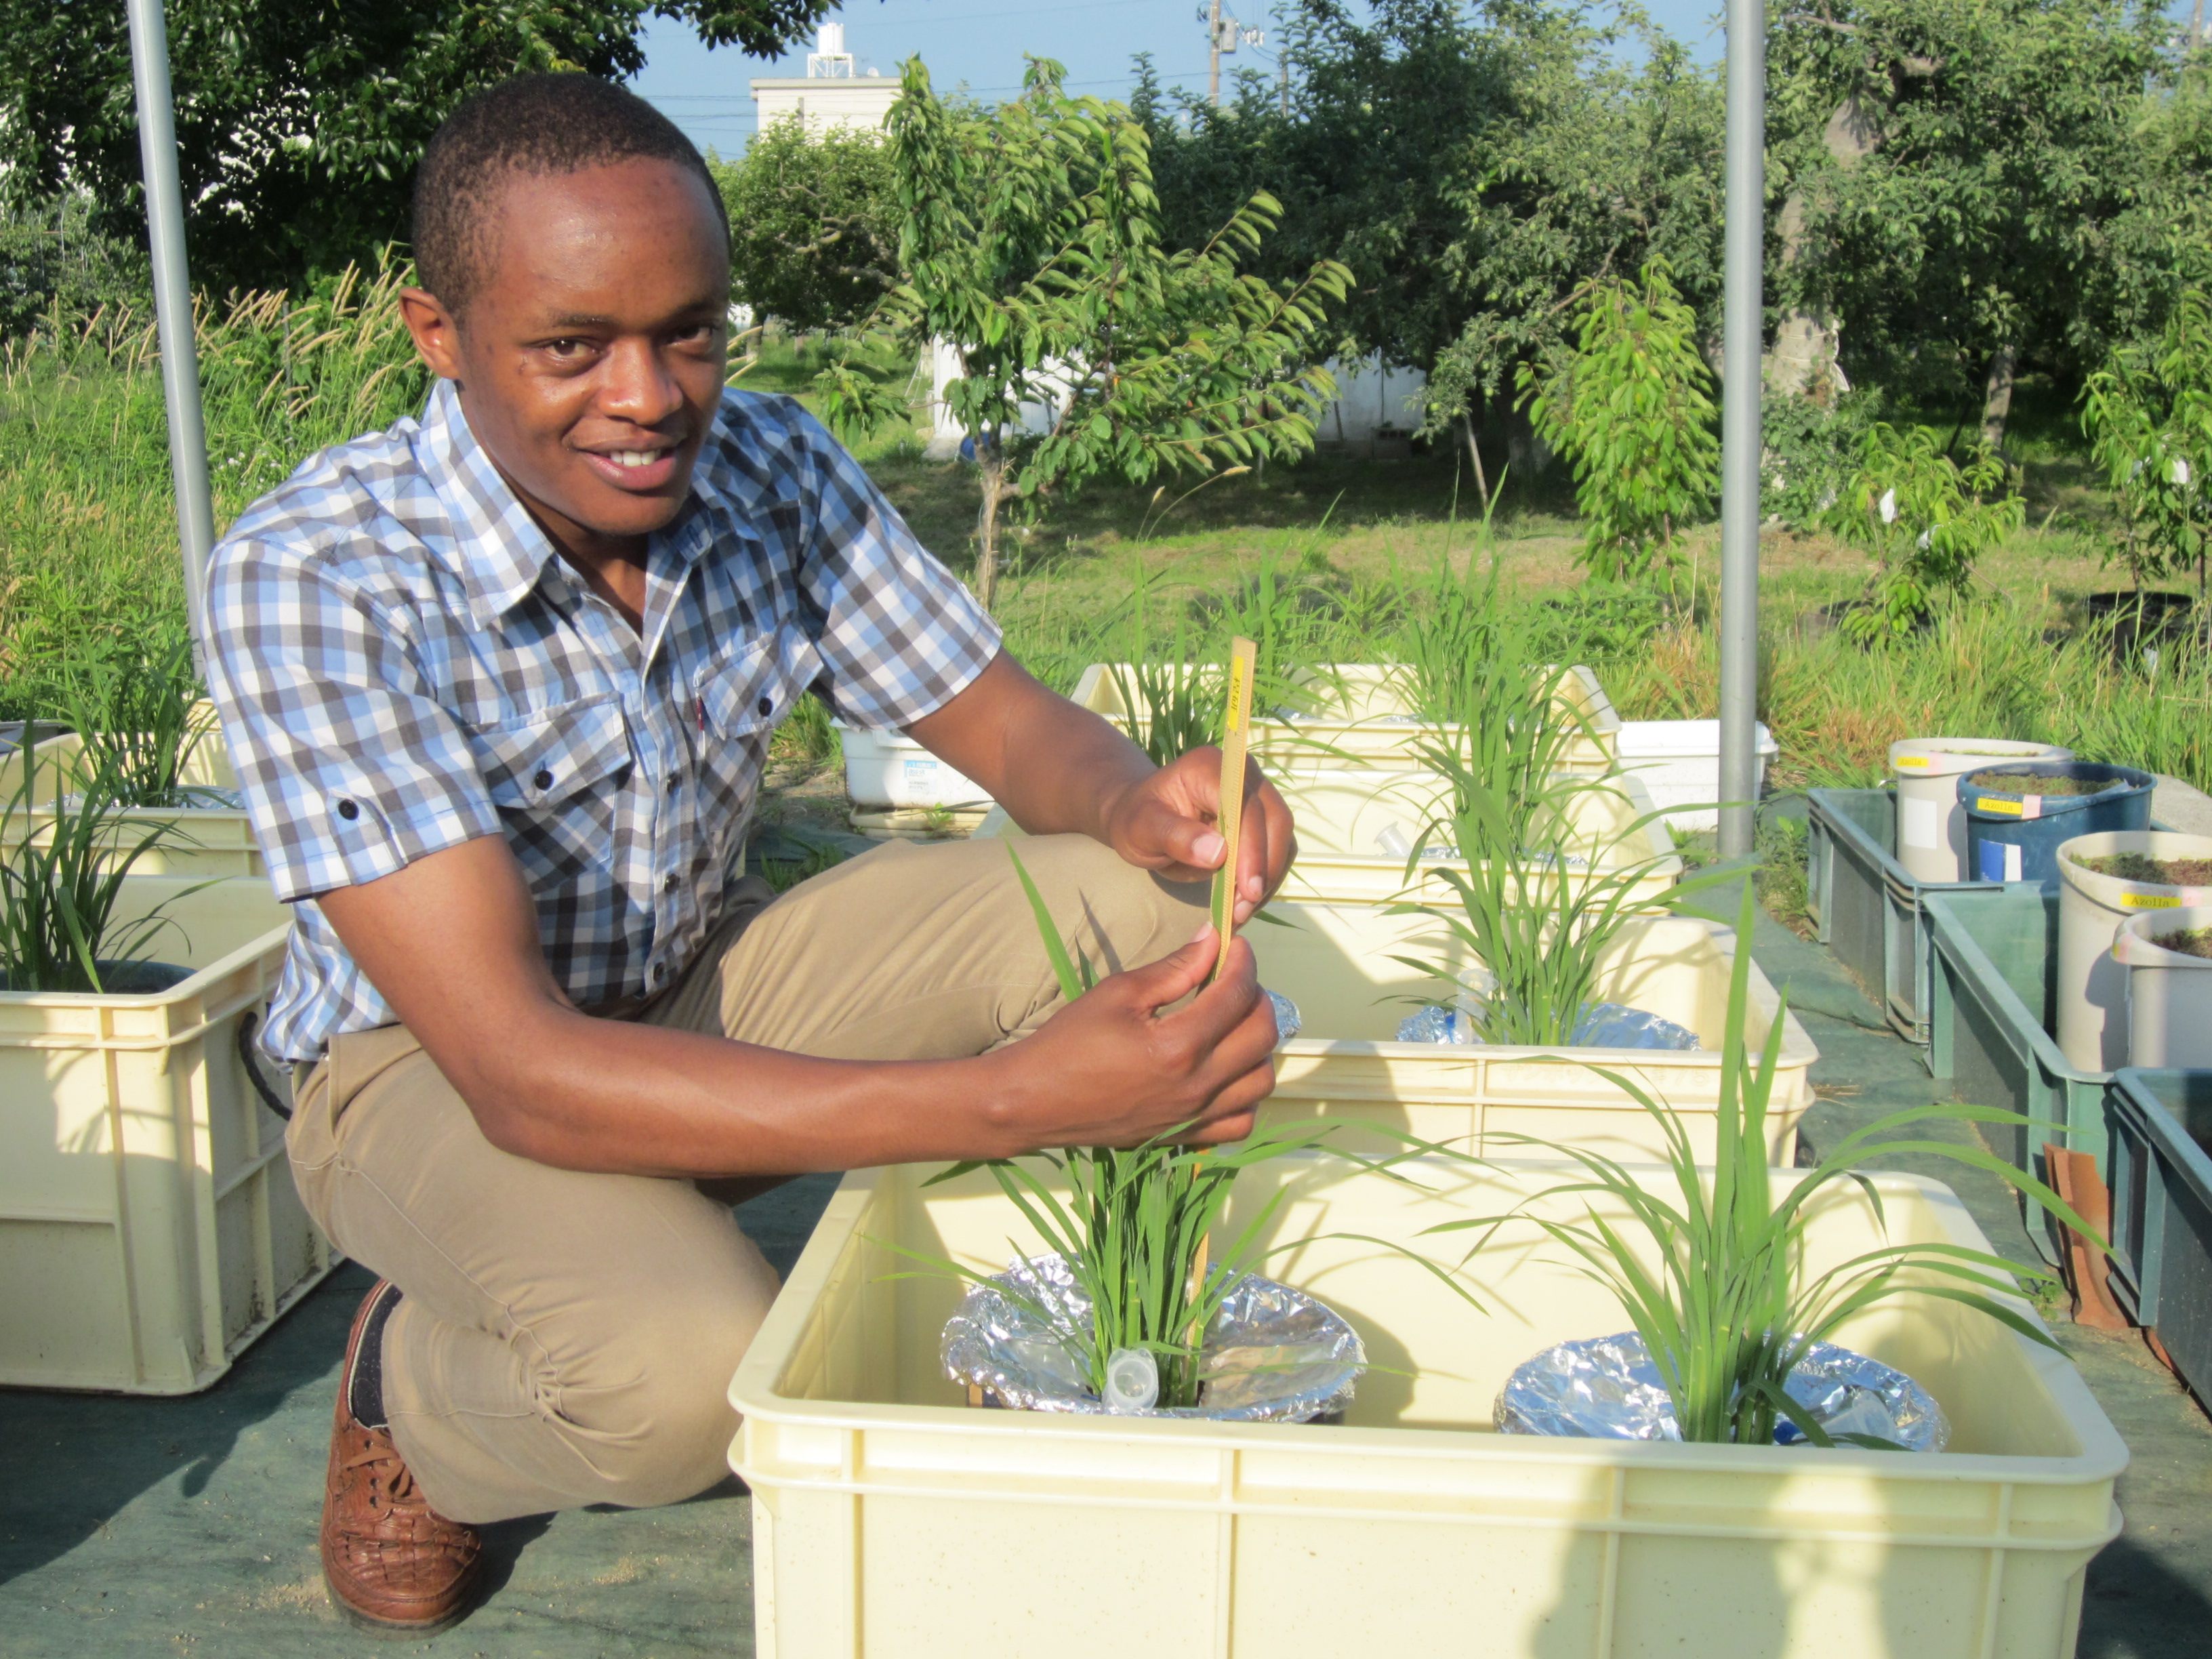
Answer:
[
  {"left": 470, "top": 697, "right": 634, "bottom": 820},
  {"left": 693, "top": 629, "right": 821, "bottom": 825}
]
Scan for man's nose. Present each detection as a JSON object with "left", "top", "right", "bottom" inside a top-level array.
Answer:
[{"left": 597, "top": 337, "right": 685, "bottom": 427}]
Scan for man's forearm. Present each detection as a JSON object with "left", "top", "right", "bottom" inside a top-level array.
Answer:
[
  {"left": 905, "top": 651, "right": 1158, "bottom": 843},
  {"left": 451, "top": 1003, "right": 1021, "bottom": 1176}
]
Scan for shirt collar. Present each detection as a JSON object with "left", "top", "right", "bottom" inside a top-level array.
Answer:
[{"left": 413, "top": 380, "right": 722, "bottom": 631}]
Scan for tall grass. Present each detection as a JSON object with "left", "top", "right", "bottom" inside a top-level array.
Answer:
[{"left": 0, "top": 258, "right": 425, "bottom": 716}]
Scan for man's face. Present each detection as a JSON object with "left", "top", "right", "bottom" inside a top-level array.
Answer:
[{"left": 401, "top": 158, "right": 731, "bottom": 553}]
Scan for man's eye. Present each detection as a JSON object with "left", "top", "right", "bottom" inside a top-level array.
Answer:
[{"left": 544, "top": 337, "right": 594, "bottom": 360}]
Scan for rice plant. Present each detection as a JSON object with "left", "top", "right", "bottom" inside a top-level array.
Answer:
[
  {"left": 0, "top": 745, "right": 201, "bottom": 993},
  {"left": 1420, "top": 884, "right": 2092, "bottom": 1447},
  {"left": 60, "top": 632, "right": 221, "bottom": 809},
  {"left": 896, "top": 842, "right": 1392, "bottom": 1410}
]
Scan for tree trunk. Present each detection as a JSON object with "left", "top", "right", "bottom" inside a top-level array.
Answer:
[
  {"left": 975, "top": 436, "right": 1004, "bottom": 611},
  {"left": 1764, "top": 96, "right": 1877, "bottom": 401},
  {"left": 1980, "top": 344, "right": 2018, "bottom": 455}
]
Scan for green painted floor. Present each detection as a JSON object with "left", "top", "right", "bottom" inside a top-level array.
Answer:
[{"left": 2, "top": 916, "right": 2208, "bottom": 1656}]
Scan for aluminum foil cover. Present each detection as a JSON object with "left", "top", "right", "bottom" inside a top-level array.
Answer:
[
  {"left": 1496, "top": 1331, "right": 1950, "bottom": 1451},
  {"left": 942, "top": 1252, "right": 1363, "bottom": 1421}
]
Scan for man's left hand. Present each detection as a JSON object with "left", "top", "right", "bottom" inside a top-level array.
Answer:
[{"left": 1101, "top": 747, "right": 1296, "bottom": 924}]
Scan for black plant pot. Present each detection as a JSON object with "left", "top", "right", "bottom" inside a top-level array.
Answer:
[{"left": 2077, "top": 590, "right": 2200, "bottom": 665}]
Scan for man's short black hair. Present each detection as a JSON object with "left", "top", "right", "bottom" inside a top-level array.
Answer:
[{"left": 412, "top": 74, "right": 730, "bottom": 314}]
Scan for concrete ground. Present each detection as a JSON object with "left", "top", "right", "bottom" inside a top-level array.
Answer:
[{"left": 3, "top": 914, "right": 2208, "bottom": 1656}]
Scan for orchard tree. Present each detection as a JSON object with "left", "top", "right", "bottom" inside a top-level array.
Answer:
[
  {"left": 2081, "top": 284, "right": 2212, "bottom": 594},
  {"left": 0, "top": 0, "right": 835, "bottom": 289},
  {"left": 1767, "top": 0, "right": 2174, "bottom": 447},
  {"left": 710, "top": 114, "right": 897, "bottom": 333},
  {"left": 821, "top": 57, "right": 1351, "bottom": 609},
  {"left": 1517, "top": 262, "right": 1719, "bottom": 586}
]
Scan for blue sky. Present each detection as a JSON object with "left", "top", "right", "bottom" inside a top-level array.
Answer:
[{"left": 631, "top": 0, "right": 1732, "bottom": 159}]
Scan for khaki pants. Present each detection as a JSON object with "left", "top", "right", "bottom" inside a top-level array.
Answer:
[{"left": 286, "top": 832, "right": 1206, "bottom": 1524}]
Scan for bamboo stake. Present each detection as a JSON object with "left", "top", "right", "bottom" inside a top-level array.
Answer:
[
  {"left": 1189, "top": 635, "right": 1258, "bottom": 1351},
  {"left": 1210, "top": 635, "right": 1258, "bottom": 984}
]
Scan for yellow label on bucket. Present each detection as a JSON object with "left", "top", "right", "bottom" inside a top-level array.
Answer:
[
  {"left": 2121, "top": 893, "right": 2184, "bottom": 909},
  {"left": 1977, "top": 798, "right": 2025, "bottom": 815},
  {"left": 1894, "top": 755, "right": 1929, "bottom": 770}
]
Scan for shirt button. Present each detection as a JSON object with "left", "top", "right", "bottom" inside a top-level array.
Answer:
[
  {"left": 651, "top": 962, "right": 668, "bottom": 984},
  {"left": 532, "top": 769, "right": 552, "bottom": 790},
  {"left": 666, "top": 774, "right": 682, "bottom": 793},
  {"left": 335, "top": 798, "right": 359, "bottom": 821},
  {"left": 663, "top": 872, "right": 680, "bottom": 892},
  {"left": 756, "top": 696, "right": 773, "bottom": 717}
]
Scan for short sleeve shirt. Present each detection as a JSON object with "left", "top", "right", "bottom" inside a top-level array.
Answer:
[{"left": 205, "top": 380, "right": 1000, "bottom": 1062}]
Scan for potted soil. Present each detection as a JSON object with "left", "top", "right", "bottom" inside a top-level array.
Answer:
[
  {"left": 1888, "top": 737, "right": 2072, "bottom": 884},
  {"left": 1960, "top": 760, "right": 2154, "bottom": 884},
  {"left": 2055, "top": 832, "right": 2212, "bottom": 1070},
  {"left": 2114, "top": 905, "right": 2212, "bottom": 1067}
]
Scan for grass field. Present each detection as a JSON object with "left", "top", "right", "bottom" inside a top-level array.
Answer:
[{"left": 4, "top": 299, "right": 2206, "bottom": 800}]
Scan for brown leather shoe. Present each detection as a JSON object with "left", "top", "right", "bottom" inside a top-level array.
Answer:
[{"left": 321, "top": 1280, "right": 484, "bottom": 1635}]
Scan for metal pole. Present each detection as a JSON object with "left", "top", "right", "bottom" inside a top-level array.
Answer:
[
  {"left": 1717, "top": 0, "right": 1765, "bottom": 861},
  {"left": 127, "top": 0, "right": 216, "bottom": 641}
]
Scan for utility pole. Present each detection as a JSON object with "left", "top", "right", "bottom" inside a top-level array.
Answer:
[
  {"left": 1209, "top": 0, "right": 1223, "bottom": 104},
  {"left": 1716, "top": 0, "right": 1765, "bottom": 859}
]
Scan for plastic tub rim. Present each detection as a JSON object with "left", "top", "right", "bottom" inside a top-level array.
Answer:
[
  {"left": 2057, "top": 830, "right": 2212, "bottom": 912},
  {"left": 1889, "top": 737, "right": 2072, "bottom": 781}
]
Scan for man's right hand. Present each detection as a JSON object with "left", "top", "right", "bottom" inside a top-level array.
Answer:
[{"left": 975, "top": 926, "right": 1279, "bottom": 1153}]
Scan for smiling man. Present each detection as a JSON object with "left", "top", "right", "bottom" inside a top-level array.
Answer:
[{"left": 204, "top": 75, "right": 1292, "bottom": 1637}]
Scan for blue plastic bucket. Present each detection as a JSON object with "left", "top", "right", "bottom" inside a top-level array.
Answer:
[{"left": 1959, "top": 761, "right": 2154, "bottom": 884}]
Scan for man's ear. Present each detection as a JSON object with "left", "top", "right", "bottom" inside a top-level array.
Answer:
[{"left": 398, "top": 286, "right": 465, "bottom": 382}]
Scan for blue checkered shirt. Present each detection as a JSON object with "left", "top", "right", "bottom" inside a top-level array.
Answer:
[{"left": 206, "top": 380, "right": 999, "bottom": 1062}]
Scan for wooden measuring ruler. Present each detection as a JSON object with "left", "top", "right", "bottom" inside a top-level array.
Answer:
[{"left": 1210, "top": 634, "right": 1258, "bottom": 983}]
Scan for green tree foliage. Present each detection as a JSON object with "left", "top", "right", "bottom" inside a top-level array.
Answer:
[
  {"left": 0, "top": 0, "right": 836, "bottom": 290},
  {"left": 1830, "top": 424, "right": 2024, "bottom": 637},
  {"left": 1767, "top": 0, "right": 2182, "bottom": 423},
  {"left": 2081, "top": 284, "right": 2212, "bottom": 592},
  {"left": 1518, "top": 262, "right": 1718, "bottom": 583},
  {"left": 709, "top": 115, "right": 897, "bottom": 333},
  {"left": 822, "top": 57, "right": 1351, "bottom": 609},
  {"left": 1134, "top": 1, "right": 1725, "bottom": 444}
]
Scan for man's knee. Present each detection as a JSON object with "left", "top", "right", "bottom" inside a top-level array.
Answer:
[
  {"left": 1010, "top": 832, "right": 1208, "bottom": 976},
  {"left": 539, "top": 1274, "right": 767, "bottom": 1509}
]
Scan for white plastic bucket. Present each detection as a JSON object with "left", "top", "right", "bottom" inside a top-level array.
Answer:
[
  {"left": 2116, "top": 903, "right": 2212, "bottom": 1068},
  {"left": 833, "top": 722, "right": 991, "bottom": 810},
  {"left": 2054, "top": 831, "right": 2212, "bottom": 1071},
  {"left": 1888, "top": 738, "right": 2072, "bottom": 884},
  {"left": 1614, "top": 719, "right": 1779, "bottom": 832}
]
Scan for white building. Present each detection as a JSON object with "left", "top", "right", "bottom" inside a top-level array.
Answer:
[{"left": 750, "top": 22, "right": 901, "bottom": 134}]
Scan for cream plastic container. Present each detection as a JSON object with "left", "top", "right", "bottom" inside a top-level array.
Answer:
[
  {"left": 2054, "top": 831, "right": 2212, "bottom": 1071},
  {"left": 1252, "top": 899, "right": 1814, "bottom": 1164},
  {"left": 730, "top": 1153, "right": 2125, "bottom": 1659},
  {"left": 834, "top": 722, "right": 992, "bottom": 810},
  {"left": 1614, "top": 718, "right": 1780, "bottom": 832},
  {"left": 0, "top": 876, "right": 329, "bottom": 1393},
  {"left": 1275, "top": 769, "right": 1683, "bottom": 907},
  {"left": 2116, "top": 903, "right": 2212, "bottom": 1068},
  {"left": 1888, "top": 738, "right": 2072, "bottom": 884},
  {"left": 0, "top": 722, "right": 264, "bottom": 878},
  {"left": 1069, "top": 661, "right": 1620, "bottom": 775}
]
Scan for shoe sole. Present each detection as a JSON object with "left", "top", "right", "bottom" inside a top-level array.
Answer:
[{"left": 325, "top": 1569, "right": 483, "bottom": 1640}]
